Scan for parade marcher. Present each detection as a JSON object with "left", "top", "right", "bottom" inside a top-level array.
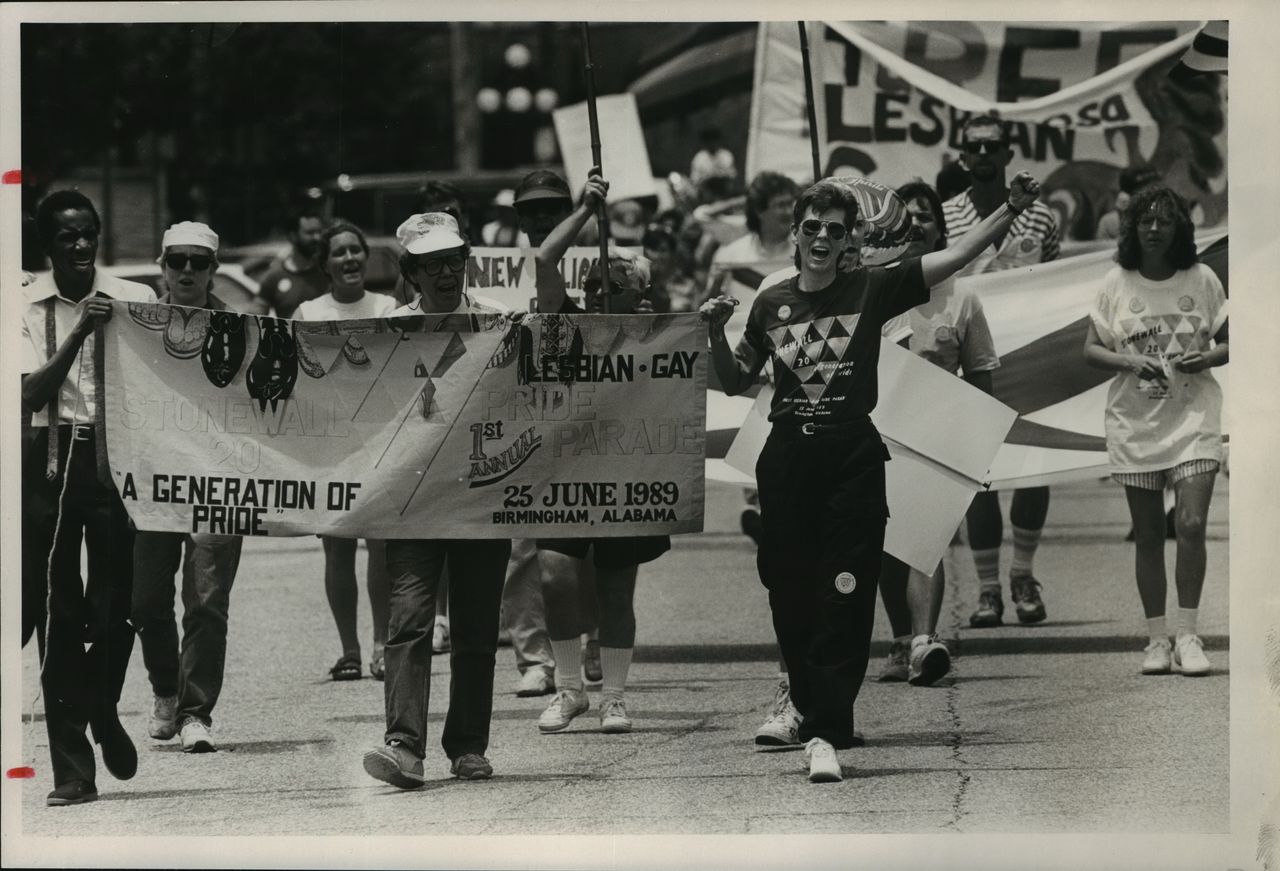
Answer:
[
  {"left": 701, "top": 170, "right": 1042, "bottom": 782},
  {"left": 131, "top": 222, "right": 246, "bottom": 752},
  {"left": 259, "top": 207, "right": 328, "bottom": 319},
  {"left": 876, "top": 183, "right": 1000, "bottom": 687},
  {"left": 297, "top": 222, "right": 396, "bottom": 681},
  {"left": 531, "top": 171, "right": 670, "bottom": 735},
  {"left": 22, "top": 190, "right": 154, "bottom": 804},
  {"left": 942, "top": 115, "right": 1060, "bottom": 628},
  {"left": 1083, "top": 185, "right": 1227, "bottom": 676},
  {"left": 362, "top": 213, "right": 512, "bottom": 788}
]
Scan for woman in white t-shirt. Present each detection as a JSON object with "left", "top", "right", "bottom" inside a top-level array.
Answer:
[
  {"left": 299, "top": 222, "right": 396, "bottom": 681},
  {"left": 1083, "top": 186, "right": 1228, "bottom": 677}
]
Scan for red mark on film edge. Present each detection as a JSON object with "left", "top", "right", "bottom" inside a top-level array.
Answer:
[
  {"left": 6, "top": 766, "right": 36, "bottom": 779},
  {"left": 1, "top": 170, "right": 21, "bottom": 185}
]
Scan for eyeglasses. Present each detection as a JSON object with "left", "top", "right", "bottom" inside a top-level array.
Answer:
[
  {"left": 962, "top": 141, "right": 1007, "bottom": 155},
  {"left": 412, "top": 254, "right": 466, "bottom": 275},
  {"left": 799, "top": 219, "right": 849, "bottom": 240},
  {"left": 164, "top": 253, "right": 213, "bottom": 271}
]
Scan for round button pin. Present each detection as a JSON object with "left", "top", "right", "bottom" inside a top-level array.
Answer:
[{"left": 835, "top": 572, "right": 856, "bottom": 594}]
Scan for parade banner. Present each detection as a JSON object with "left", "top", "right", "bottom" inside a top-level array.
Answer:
[
  {"left": 104, "top": 304, "right": 707, "bottom": 538},
  {"left": 724, "top": 340, "right": 1018, "bottom": 575},
  {"left": 462, "top": 246, "right": 641, "bottom": 313},
  {"left": 748, "top": 21, "right": 1227, "bottom": 237}
]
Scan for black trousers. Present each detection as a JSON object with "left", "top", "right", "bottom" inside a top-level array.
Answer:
[
  {"left": 24, "top": 426, "right": 136, "bottom": 786},
  {"left": 755, "top": 420, "right": 889, "bottom": 749},
  {"left": 382, "top": 538, "right": 510, "bottom": 761}
]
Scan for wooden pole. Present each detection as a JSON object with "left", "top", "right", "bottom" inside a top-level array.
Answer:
[
  {"left": 580, "top": 22, "right": 611, "bottom": 308},
  {"left": 797, "top": 22, "right": 823, "bottom": 183}
]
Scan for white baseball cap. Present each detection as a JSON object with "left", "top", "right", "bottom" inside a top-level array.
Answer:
[
  {"left": 159, "top": 221, "right": 219, "bottom": 255},
  {"left": 396, "top": 212, "right": 467, "bottom": 256}
]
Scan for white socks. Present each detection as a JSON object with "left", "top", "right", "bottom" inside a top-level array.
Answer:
[
  {"left": 550, "top": 638, "right": 584, "bottom": 691},
  {"left": 1174, "top": 607, "right": 1198, "bottom": 639},
  {"left": 1146, "top": 615, "right": 1167, "bottom": 643},
  {"left": 600, "top": 646, "right": 633, "bottom": 701}
]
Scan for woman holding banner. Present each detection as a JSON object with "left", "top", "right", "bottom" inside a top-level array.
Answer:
[
  {"left": 1083, "top": 185, "right": 1227, "bottom": 677},
  {"left": 528, "top": 170, "right": 670, "bottom": 736},
  {"left": 297, "top": 222, "right": 395, "bottom": 682},
  {"left": 700, "top": 171, "right": 1042, "bottom": 784}
]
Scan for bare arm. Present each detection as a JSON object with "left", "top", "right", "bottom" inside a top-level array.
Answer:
[
  {"left": 21, "top": 297, "right": 112, "bottom": 413},
  {"left": 1173, "top": 321, "right": 1228, "bottom": 372},
  {"left": 534, "top": 170, "right": 609, "bottom": 314},
  {"left": 699, "top": 295, "right": 756, "bottom": 395},
  {"left": 920, "top": 171, "right": 1042, "bottom": 287}
]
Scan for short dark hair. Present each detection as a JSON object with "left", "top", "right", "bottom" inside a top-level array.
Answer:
[
  {"left": 319, "top": 221, "right": 370, "bottom": 261},
  {"left": 1119, "top": 165, "right": 1160, "bottom": 196},
  {"left": 1116, "top": 184, "right": 1199, "bottom": 271},
  {"left": 36, "top": 189, "right": 100, "bottom": 250},
  {"left": 791, "top": 180, "right": 861, "bottom": 270},
  {"left": 745, "top": 172, "right": 800, "bottom": 236},
  {"left": 896, "top": 181, "right": 948, "bottom": 250},
  {"left": 420, "top": 179, "right": 462, "bottom": 207}
]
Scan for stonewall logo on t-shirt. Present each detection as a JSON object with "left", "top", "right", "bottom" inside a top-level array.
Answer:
[{"left": 766, "top": 313, "right": 862, "bottom": 407}]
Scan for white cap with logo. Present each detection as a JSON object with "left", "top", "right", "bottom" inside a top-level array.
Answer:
[{"left": 396, "top": 212, "right": 467, "bottom": 256}]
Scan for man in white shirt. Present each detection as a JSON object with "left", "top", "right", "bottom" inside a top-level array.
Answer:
[{"left": 21, "top": 190, "right": 154, "bottom": 806}]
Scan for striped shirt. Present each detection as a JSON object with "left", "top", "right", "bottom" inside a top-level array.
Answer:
[{"left": 942, "top": 191, "right": 1060, "bottom": 277}]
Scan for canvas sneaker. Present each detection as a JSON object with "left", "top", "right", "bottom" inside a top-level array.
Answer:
[
  {"left": 450, "top": 753, "right": 493, "bottom": 780},
  {"left": 149, "top": 694, "right": 179, "bottom": 740},
  {"left": 878, "top": 640, "right": 910, "bottom": 682},
  {"left": 1141, "top": 637, "right": 1173, "bottom": 675},
  {"left": 599, "top": 697, "right": 633, "bottom": 733},
  {"left": 363, "top": 740, "right": 425, "bottom": 790},
  {"left": 179, "top": 719, "right": 216, "bottom": 754},
  {"left": 754, "top": 680, "right": 801, "bottom": 746},
  {"left": 1173, "top": 634, "right": 1211, "bottom": 676},
  {"left": 969, "top": 589, "right": 1004, "bottom": 627},
  {"left": 1011, "top": 575, "right": 1047, "bottom": 623},
  {"left": 804, "top": 738, "right": 843, "bottom": 783},
  {"left": 908, "top": 634, "right": 951, "bottom": 686},
  {"left": 537, "top": 688, "right": 590, "bottom": 732}
]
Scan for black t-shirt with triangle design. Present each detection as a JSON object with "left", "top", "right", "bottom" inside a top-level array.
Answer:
[{"left": 733, "top": 257, "right": 928, "bottom": 423}]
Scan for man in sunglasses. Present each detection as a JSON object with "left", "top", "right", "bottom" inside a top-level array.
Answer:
[
  {"left": 942, "top": 115, "right": 1061, "bottom": 629},
  {"left": 131, "top": 222, "right": 244, "bottom": 755},
  {"left": 526, "top": 169, "right": 669, "bottom": 736},
  {"left": 21, "top": 190, "right": 154, "bottom": 805},
  {"left": 700, "top": 170, "right": 1042, "bottom": 784},
  {"left": 364, "top": 211, "right": 512, "bottom": 789},
  {"left": 259, "top": 207, "right": 327, "bottom": 319}
]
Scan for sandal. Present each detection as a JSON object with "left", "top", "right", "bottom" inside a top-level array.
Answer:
[
  {"left": 369, "top": 653, "right": 386, "bottom": 681},
  {"left": 330, "top": 654, "right": 362, "bottom": 682}
]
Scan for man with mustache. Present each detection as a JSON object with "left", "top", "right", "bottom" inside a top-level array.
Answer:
[
  {"left": 941, "top": 115, "right": 1061, "bottom": 629},
  {"left": 21, "top": 190, "right": 154, "bottom": 805},
  {"left": 130, "top": 222, "right": 244, "bottom": 755},
  {"left": 259, "top": 207, "right": 328, "bottom": 319}
]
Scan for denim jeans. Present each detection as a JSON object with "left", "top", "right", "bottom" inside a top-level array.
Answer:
[
  {"left": 383, "top": 538, "right": 509, "bottom": 760},
  {"left": 132, "top": 531, "right": 242, "bottom": 727}
]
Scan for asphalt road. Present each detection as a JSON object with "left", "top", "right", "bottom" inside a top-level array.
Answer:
[{"left": 8, "top": 477, "right": 1232, "bottom": 866}]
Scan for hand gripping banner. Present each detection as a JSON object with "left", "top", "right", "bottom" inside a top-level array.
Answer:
[{"left": 104, "top": 304, "right": 707, "bottom": 538}]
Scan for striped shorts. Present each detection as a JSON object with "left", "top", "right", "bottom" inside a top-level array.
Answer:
[{"left": 1112, "top": 459, "right": 1220, "bottom": 490}]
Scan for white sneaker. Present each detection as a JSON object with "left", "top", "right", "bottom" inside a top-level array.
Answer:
[
  {"left": 1141, "top": 637, "right": 1173, "bottom": 674},
  {"left": 754, "top": 680, "right": 801, "bottom": 746},
  {"left": 599, "top": 697, "right": 633, "bottom": 733},
  {"left": 149, "top": 694, "right": 179, "bottom": 740},
  {"left": 537, "top": 688, "right": 590, "bottom": 732},
  {"left": 179, "top": 719, "right": 216, "bottom": 753},
  {"left": 514, "top": 668, "right": 555, "bottom": 697},
  {"left": 1173, "top": 634, "right": 1211, "bottom": 676},
  {"left": 908, "top": 634, "right": 951, "bottom": 686},
  {"left": 804, "top": 738, "right": 842, "bottom": 783},
  {"left": 432, "top": 617, "right": 451, "bottom": 653},
  {"left": 877, "top": 641, "right": 909, "bottom": 682}
]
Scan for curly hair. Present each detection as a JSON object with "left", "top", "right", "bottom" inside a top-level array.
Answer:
[
  {"left": 1116, "top": 184, "right": 1199, "bottom": 271},
  {"left": 745, "top": 171, "right": 799, "bottom": 235},
  {"left": 895, "top": 181, "right": 947, "bottom": 251},
  {"left": 319, "top": 221, "right": 370, "bottom": 261}
]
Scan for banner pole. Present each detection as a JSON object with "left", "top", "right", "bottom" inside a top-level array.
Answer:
[
  {"left": 797, "top": 21, "right": 823, "bottom": 183},
  {"left": 580, "top": 21, "right": 611, "bottom": 310}
]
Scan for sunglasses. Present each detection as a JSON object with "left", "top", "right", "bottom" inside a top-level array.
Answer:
[
  {"left": 164, "top": 253, "right": 214, "bottom": 271},
  {"left": 798, "top": 219, "right": 849, "bottom": 241},
  {"left": 412, "top": 254, "right": 466, "bottom": 275},
  {"left": 962, "top": 141, "right": 1007, "bottom": 155}
]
